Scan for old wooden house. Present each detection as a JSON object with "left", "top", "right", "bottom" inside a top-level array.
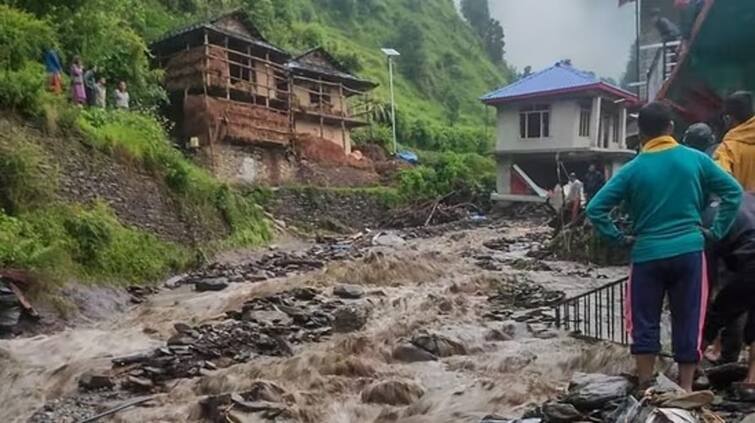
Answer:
[
  {"left": 151, "top": 12, "right": 376, "bottom": 185},
  {"left": 286, "top": 48, "right": 377, "bottom": 155}
]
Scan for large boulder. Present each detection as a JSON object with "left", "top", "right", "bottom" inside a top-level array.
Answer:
[
  {"left": 333, "top": 285, "right": 364, "bottom": 299},
  {"left": 410, "top": 333, "right": 467, "bottom": 357},
  {"left": 564, "top": 373, "right": 632, "bottom": 411},
  {"left": 195, "top": 277, "right": 229, "bottom": 292},
  {"left": 332, "top": 305, "right": 369, "bottom": 333},
  {"left": 392, "top": 343, "right": 438, "bottom": 362},
  {"left": 78, "top": 371, "right": 114, "bottom": 391},
  {"left": 541, "top": 402, "right": 582, "bottom": 422},
  {"left": 361, "top": 380, "right": 424, "bottom": 405}
]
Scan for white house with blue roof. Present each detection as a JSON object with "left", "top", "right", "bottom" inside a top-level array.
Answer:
[{"left": 481, "top": 60, "right": 638, "bottom": 203}]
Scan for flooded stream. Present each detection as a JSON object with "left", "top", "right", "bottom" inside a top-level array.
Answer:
[{"left": 0, "top": 219, "right": 634, "bottom": 423}]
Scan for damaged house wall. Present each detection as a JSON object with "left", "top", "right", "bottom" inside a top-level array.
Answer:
[{"left": 152, "top": 13, "right": 376, "bottom": 186}]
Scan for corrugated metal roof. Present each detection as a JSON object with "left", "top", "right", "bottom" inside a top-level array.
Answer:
[
  {"left": 285, "top": 47, "right": 376, "bottom": 89},
  {"left": 150, "top": 10, "right": 288, "bottom": 56},
  {"left": 481, "top": 62, "right": 635, "bottom": 104}
]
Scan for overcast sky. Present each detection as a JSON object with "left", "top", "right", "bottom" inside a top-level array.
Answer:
[{"left": 489, "top": 0, "right": 636, "bottom": 80}]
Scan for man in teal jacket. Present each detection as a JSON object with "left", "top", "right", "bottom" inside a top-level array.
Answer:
[{"left": 586, "top": 102, "right": 743, "bottom": 392}]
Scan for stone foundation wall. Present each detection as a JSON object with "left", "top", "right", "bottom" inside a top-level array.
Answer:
[{"left": 200, "top": 143, "right": 296, "bottom": 186}]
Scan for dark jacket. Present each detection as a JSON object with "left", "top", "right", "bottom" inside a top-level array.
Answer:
[
  {"left": 584, "top": 170, "right": 605, "bottom": 196},
  {"left": 704, "top": 192, "right": 755, "bottom": 275}
]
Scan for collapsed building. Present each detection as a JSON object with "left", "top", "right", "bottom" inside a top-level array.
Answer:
[
  {"left": 481, "top": 61, "right": 638, "bottom": 203},
  {"left": 151, "top": 11, "right": 376, "bottom": 185},
  {"left": 654, "top": 0, "right": 755, "bottom": 127}
]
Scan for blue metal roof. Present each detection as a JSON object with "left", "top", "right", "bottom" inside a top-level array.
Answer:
[{"left": 481, "top": 62, "right": 634, "bottom": 103}]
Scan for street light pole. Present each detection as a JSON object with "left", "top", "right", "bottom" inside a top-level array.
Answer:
[
  {"left": 388, "top": 56, "right": 397, "bottom": 155},
  {"left": 381, "top": 48, "right": 400, "bottom": 156}
]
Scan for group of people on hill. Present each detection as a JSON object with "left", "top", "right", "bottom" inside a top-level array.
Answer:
[
  {"left": 43, "top": 49, "right": 129, "bottom": 110},
  {"left": 586, "top": 92, "right": 755, "bottom": 395}
]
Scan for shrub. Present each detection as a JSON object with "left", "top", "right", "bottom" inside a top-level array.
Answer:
[
  {"left": 0, "top": 131, "right": 56, "bottom": 214},
  {"left": 64, "top": 210, "right": 114, "bottom": 265},
  {"left": 1, "top": 203, "right": 189, "bottom": 284},
  {"left": 396, "top": 116, "right": 492, "bottom": 154},
  {"left": 214, "top": 186, "right": 272, "bottom": 247},
  {"left": 352, "top": 123, "right": 392, "bottom": 149},
  {"left": 0, "top": 211, "right": 69, "bottom": 274},
  {"left": 397, "top": 151, "right": 495, "bottom": 203},
  {"left": 289, "top": 22, "right": 326, "bottom": 49},
  {"left": 0, "top": 5, "right": 57, "bottom": 71},
  {"left": 0, "top": 63, "right": 51, "bottom": 117}
]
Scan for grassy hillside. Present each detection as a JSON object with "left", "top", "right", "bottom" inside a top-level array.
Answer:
[
  {"left": 286, "top": 0, "right": 509, "bottom": 126},
  {"left": 0, "top": 1, "right": 504, "bottom": 290},
  {"left": 131, "top": 0, "right": 512, "bottom": 152},
  {"left": 139, "top": 0, "right": 510, "bottom": 126}
]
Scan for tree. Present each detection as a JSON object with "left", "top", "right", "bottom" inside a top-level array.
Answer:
[
  {"left": 483, "top": 18, "right": 505, "bottom": 64},
  {"left": 242, "top": 0, "right": 275, "bottom": 35},
  {"left": 329, "top": 0, "right": 355, "bottom": 17},
  {"left": 444, "top": 91, "right": 461, "bottom": 126},
  {"left": 460, "top": 0, "right": 490, "bottom": 38},
  {"left": 393, "top": 20, "right": 431, "bottom": 91}
]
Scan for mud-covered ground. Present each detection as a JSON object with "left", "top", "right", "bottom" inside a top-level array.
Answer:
[{"left": 1, "top": 218, "right": 636, "bottom": 423}]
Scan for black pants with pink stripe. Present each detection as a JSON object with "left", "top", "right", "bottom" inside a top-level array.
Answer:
[
  {"left": 627, "top": 251, "right": 707, "bottom": 363},
  {"left": 704, "top": 267, "right": 755, "bottom": 349}
]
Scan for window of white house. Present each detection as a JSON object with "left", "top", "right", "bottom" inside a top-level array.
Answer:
[
  {"left": 579, "top": 106, "right": 591, "bottom": 137},
  {"left": 519, "top": 104, "right": 550, "bottom": 139}
]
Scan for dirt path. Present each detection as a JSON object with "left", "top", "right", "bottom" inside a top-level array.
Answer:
[{"left": 1, "top": 219, "right": 634, "bottom": 423}]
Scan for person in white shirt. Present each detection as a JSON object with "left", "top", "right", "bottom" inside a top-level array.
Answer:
[
  {"left": 114, "top": 81, "right": 130, "bottom": 110},
  {"left": 566, "top": 172, "right": 584, "bottom": 221},
  {"left": 94, "top": 77, "right": 107, "bottom": 108}
]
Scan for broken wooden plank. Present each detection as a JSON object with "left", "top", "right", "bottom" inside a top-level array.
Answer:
[{"left": 76, "top": 396, "right": 154, "bottom": 423}]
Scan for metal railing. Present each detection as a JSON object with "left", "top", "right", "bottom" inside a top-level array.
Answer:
[{"left": 554, "top": 277, "right": 629, "bottom": 345}]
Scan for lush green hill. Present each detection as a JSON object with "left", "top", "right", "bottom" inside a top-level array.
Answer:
[
  {"left": 0, "top": 1, "right": 504, "bottom": 289},
  {"left": 144, "top": 0, "right": 511, "bottom": 127},
  {"left": 3, "top": 0, "right": 511, "bottom": 151}
]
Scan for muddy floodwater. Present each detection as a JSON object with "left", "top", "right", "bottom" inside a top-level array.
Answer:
[{"left": 0, "top": 219, "right": 636, "bottom": 423}]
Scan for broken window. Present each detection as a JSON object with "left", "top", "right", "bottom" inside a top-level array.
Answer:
[
  {"left": 579, "top": 106, "right": 591, "bottom": 137},
  {"left": 519, "top": 104, "right": 550, "bottom": 139},
  {"left": 309, "top": 86, "right": 332, "bottom": 109},
  {"left": 228, "top": 51, "right": 254, "bottom": 86}
]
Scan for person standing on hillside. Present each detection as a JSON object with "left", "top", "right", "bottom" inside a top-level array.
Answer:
[
  {"left": 114, "top": 81, "right": 129, "bottom": 110},
  {"left": 715, "top": 92, "right": 755, "bottom": 191},
  {"left": 584, "top": 164, "right": 605, "bottom": 204},
  {"left": 83, "top": 65, "right": 98, "bottom": 107},
  {"left": 43, "top": 48, "right": 63, "bottom": 94},
  {"left": 587, "top": 102, "right": 743, "bottom": 392},
  {"left": 69, "top": 56, "right": 86, "bottom": 106},
  {"left": 94, "top": 77, "right": 107, "bottom": 108}
]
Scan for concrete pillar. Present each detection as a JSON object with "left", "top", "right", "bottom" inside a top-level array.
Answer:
[
  {"left": 619, "top": 105, "right": 628, "bottom": 148},
  {"left": 496, "top": 156, "right": 513, "bottom": 195},
  {"left": 591, "top": 96, "right": 602, "bottom": 148}
]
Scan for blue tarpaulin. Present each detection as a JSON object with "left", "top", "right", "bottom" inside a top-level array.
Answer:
[{"left": 397, "top": 151, "right": 418, "bottom": 164}]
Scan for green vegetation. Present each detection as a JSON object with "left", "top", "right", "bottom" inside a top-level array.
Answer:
[
  {"left": 0, "top": 0, "right": 509, "bottom": 288},
  {"left": 0, "top": 127, "right": 190, "bottom": 284},
  {"left": 0, "top": 204, "right": 191, "bottom": 284},
  {"left": 397, "top": 151, "right": 495, "bottom": 203},
  {"left": 0, "top": 6, "right": 271, "bottom": 287}
]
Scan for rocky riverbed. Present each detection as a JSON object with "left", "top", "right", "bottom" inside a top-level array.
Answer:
[{"left": 3, "top": 218, "right": 644, "bottom": 422}]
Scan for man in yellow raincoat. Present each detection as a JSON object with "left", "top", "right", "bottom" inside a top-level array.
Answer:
[{"left": 715, "top": 92, "right": 755, "bottom": 191}]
